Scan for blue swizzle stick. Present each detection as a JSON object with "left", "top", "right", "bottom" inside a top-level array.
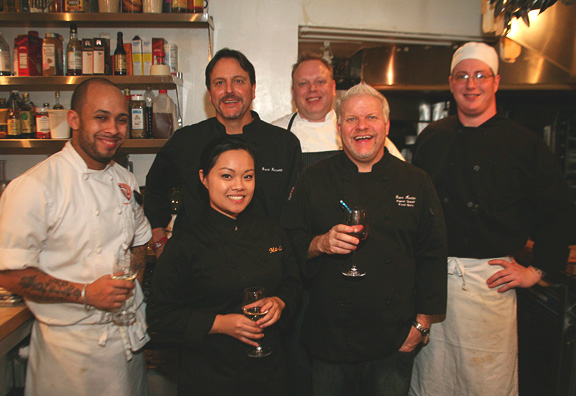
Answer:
[{"left": 339, "top": 200, "right": 352, "bottom": 213}]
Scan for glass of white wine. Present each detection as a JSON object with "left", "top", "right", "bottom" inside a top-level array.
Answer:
[
  {"left": 111, "top": 256, "right": 137, "bottom": 326},
  {"left": 243, "top": 287, "right": 272, "bottom": 358}
]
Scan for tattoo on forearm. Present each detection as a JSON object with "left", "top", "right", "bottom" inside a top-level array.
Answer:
[
  {"left": 131, "top": 245, "right": 148, "bottom": 281},
  {"left": 19, "top": 275, "right": 81, "bottom": 302}
]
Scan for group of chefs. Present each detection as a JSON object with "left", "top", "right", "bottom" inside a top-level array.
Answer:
[{"left": 0, "top": 40, "right": 574, "bottom": 396}]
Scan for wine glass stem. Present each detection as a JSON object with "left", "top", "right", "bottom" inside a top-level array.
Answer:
[{"left": 351, "top": 250, "right": 357, "bottom": 271}]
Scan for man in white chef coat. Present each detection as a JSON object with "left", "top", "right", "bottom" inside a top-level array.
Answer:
[
  {"left": 0, "top": 78, "right": 152, "bottom": 396},
  {"left": 273, "top": 52, "right": 404, "bottom": 165}
]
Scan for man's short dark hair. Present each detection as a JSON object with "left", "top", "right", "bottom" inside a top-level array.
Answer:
[
  {"left": 71, "top": 77, "right": 122, "bottom": 113},
  {"left": 205, "top": 48, "right": 256, "bottom": 89},
  {"left": 291, "top": 52, "right": 334, "bottom": 82}
]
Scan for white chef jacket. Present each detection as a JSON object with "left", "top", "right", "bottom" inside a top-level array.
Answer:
[
  {"left": 0, "top": 141, "right": 152, "bottom": 396},
  {"left": 273, "top": 109, "right": 405, "bottom": 160}
]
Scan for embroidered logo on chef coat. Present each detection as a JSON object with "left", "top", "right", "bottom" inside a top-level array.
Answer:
[
  {"left": 118, "top": 183, "right": 132, "bottom": 203},
  {"left": 395, "top": 195, "right": 416, "bottom": 207},
  {"left": 269, "top": 245, "right": 283, "bottom": 254}
]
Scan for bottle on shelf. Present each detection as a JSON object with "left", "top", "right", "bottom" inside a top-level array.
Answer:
[
  {"left": 81, "top": 39, "right": 93, "bottom": 76},
  {"left": 0, "top": 32, "right": 11, "bottom": 77},
  {"left": 124, "top": 88, "right": 131, "bottom": 103},
  {"left": 53, "top": 91, "right": 65, "bottom": 110},
  {"left": 20, "top": 93, "right": 35, "bottom": 139},
  {"left": 4, "top": 0, "right": 22, "bottom": 12},
  {"left": 171, "top": 0, "right": 186, "bottom": 13},
  {"left": 43, "top": 33, "right": 65, "bottom": 77},
  {"left": 36, "top": 103, "right": 51, "bottom": 139},
  {"left": 152, "top": 89, "right": 177, "bottom": 138},
  {"left": 93, "top": 38, "right": 106, "bottom": 76},
  {"left": 66, "top": 24, "right": 82, "bottom": 76},
  {"left": 48, "top": 0, "right": 64, "bottom": 12},
  {"left": 7, "top": 91, "right": 22, "bottom": 139},
  {"left": 0, "top": 98, "right": 7, "bottom": 139},
  {"left": 130, "top": 95, "right": 147, "bottom": 139},
  {"left": 144, "top": 86, "right": 155, "bottom": 138},
  {"left": 114, "top": 32, "right": 127, "bottom": 76}
]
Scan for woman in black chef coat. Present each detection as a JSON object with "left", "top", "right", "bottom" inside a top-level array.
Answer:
[{"left": 146, "top": 136, "right": 302, "bottom": 396}]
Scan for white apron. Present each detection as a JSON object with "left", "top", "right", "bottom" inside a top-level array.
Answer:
[
  {"left": 409, "top": 257, "right": 518, "bottom": 396},
  {"left": 25, "top": 285, "right": 150, "bottom": 396}
]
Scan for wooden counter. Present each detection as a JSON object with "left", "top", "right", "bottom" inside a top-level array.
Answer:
[{"left": 0, "top": 306, "right": 32, "bottom": 344}]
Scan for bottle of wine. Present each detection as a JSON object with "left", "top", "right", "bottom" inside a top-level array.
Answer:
[
  {"left": 36, "top": 103, "right": 51, "bottom": 139},
  {"left": 66, "top": 24, "right": 82, "bottom": 76},
  {"left": 114, "top": 32, "right": 127, "bottom": 76}
]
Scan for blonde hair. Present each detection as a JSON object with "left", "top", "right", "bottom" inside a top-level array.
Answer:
[{"left": 335, "top": 82, "right": 390, "bottom": 124}]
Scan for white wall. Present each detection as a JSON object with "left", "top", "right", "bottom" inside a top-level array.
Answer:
[{"left": 1, "top": 0, "right": 483, "bottom": 183}]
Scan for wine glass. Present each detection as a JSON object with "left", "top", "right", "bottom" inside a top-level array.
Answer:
[
  {"left": 343, "top": 207, "right": 369, "bottom": 277},
  {"left": 111, "top": 256, "right": 137, "bottom": 326},
  {"left": 243, "top": 287, "right": 272, "bottom": 358}
]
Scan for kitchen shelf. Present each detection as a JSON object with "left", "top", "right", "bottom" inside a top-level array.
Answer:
[
  {"left": 0, "top": 139, "right": 168, "bottom": 155},
  {"left": 0, "top": 75, "right": 183, "bottom": 92},
  {"left": 0, "top": 12, "right": 213, "bottom": 29}
]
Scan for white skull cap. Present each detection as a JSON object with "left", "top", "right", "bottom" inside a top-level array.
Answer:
[{"left": 451, "top": 42, "right": 499, "bottom": 75}]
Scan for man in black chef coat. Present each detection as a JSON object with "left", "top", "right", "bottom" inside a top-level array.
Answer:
[
  {"left": 144, "top": 48, "right": 301, "bottom": 257},
  {"left": 409, "top": 42, "right": 576, "bottom": 396},
  {"left": 282, "top": 82, "right": 447, "bottom": 396}
]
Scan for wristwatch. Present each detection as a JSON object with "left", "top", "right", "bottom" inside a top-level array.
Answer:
[{"left": 412, "top": 321, "right": 430, "bottom": 345}]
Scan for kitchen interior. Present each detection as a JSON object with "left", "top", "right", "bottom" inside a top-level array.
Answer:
[{"left": 1, "top": 0, "right": 576, "bottom": 395}]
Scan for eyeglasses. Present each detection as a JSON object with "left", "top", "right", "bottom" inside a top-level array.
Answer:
[{"left": 452, "top": 72, "right": 494, "bottom": 84}]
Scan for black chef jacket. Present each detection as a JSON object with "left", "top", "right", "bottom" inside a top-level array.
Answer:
[
  {"left": 147, "top": 207, "right": 302, "bottom": 396},
  {"left": 412, "top": 113, "right": 576, "bottom": 272},
  {"left": 281, "top": 151, "right": 447, "bottom": 363},
  {"left": 144, "top": 111, "right": 301, "bottom": 232}
]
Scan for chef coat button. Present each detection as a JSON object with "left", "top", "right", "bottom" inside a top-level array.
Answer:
[
  {"left": 385, "top": 300, "right": 393, "bottom": 305},
  {"left": 448, "top": 162, "right": 454, "bottom": 167},
  {"left": 384, "top": 260, "right": 390, "bottom": 265},
  {"left": 384, "top": 215, "right": 391, "bottom": 220},
  {"left": 96, "top": 247, "right": 102, "bottom": 254},
  {"left": 117, "top": 208, "right": 122, "bottom": 214},
  {"left": 94, "top": 209, "right": 99, "bottom": 216},
  {"left": 122, "top": 243, "right": 128, "bottom": 250},
  {"left": 473, "top": 165, "right": 480, "bottom": 171},
  {"left": 467, "top": 201, "right": 474, "bottom": 208},
  {"left": 82, "top": 174, "right": 89, "bottom": 180},
  {"left": 443, "top": 197, "right": 450, "bottom": 203}
]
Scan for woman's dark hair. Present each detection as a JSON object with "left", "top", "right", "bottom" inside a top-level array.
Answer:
[
  {"left": 205, "top": 48, "right": 256, "bottom": 89},
  {"left": 199, "top": 136, "right": 257, "bottom": 176}
]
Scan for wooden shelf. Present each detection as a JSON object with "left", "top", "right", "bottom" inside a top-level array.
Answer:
[
  {"left": 0, "top": 138, "right": 168, "bottom": 155},
  {"left": 0, "top": 12, "right": 212, "bottom": 28},
  {"left": 0, "top": 75, "right": 182, "bottom": 92}
]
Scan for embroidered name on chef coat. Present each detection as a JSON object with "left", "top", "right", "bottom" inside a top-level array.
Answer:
[
  {"left": 395, "top": 195, "right": 416, "bottom": 207},
  {"left": 269, "top": 245, "right": 283, "bottom": 254},
  {"left": 261, "top": 167, "right": 283, "bottom": 173}
]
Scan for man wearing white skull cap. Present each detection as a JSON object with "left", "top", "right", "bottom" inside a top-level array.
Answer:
[{"left": 409, "top": 42, "right": 576, "bottom": 396}]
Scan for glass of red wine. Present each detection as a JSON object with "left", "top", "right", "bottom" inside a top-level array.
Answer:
[
  {"left": 343, "top": 207, "right": 368, "bottom": 277},
  {"left": 243, "top": 287, "right": 272, "bottom": 358}
]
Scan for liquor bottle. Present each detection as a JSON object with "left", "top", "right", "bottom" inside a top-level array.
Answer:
[
  {"left": 53, "top": 91, "right": 64, "bottom": 109},
  {"left": 130, "top": 95, "right": 146, "bottom": 139},
  {"left": 20, "top": 93, "right": 35, "bottom": 139},
  {"left": 0, "top": 32, "right": 11, "bottom": 77},
  {"left": 7, "top": 91, "right": 22, "bottom": 139},
  {"left": 66, "top": 24, "right": 82, "bottom": 76},
  {"left": 36, "top": 103, "right": 51, "bottom": 139},
  {"left": 113, "top": 32, "right": 127, "bottom": 76}
]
